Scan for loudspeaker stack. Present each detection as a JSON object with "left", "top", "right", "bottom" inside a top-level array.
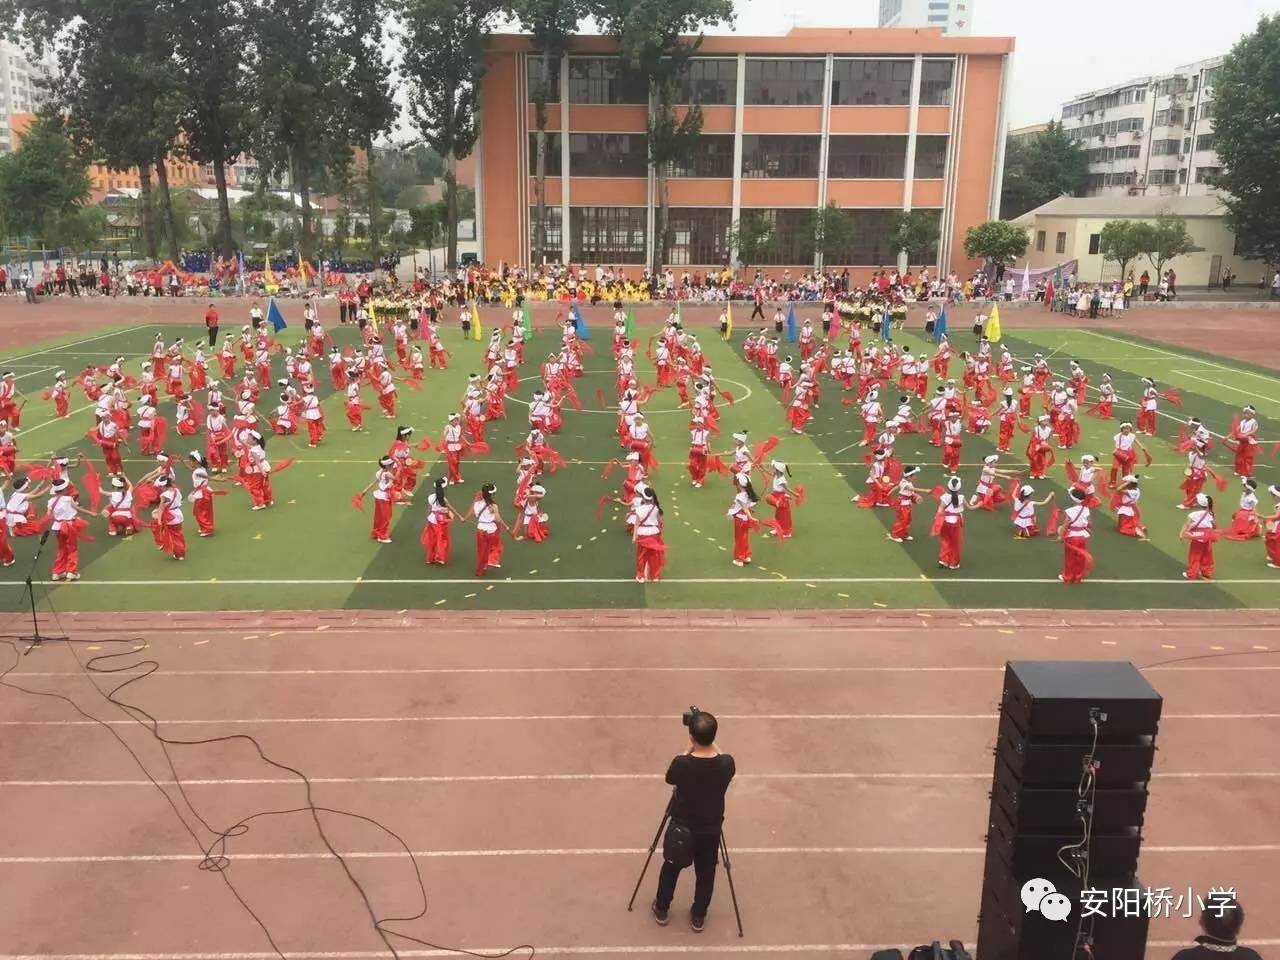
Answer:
[{"left": 976, "top": 660, "right": 1162, "bottom": 960}]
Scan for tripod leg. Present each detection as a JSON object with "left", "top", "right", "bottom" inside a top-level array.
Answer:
[
  {"left": 719, "top": 831, "right": 744, "bottom": 937},
  {"left": 627, "top": 801, "right": 672, "bottom": 911}
]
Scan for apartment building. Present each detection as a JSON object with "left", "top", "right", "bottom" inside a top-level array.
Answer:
[
  {"left": 879, "top": 0, "right": 975, "bottom": 37},
  {"left": 1059, "top": 56, "right": 1224, "bottom": 198},
  {"left": 0, "top": 40, "right": 58, "bottom": 154},
  {"left": 477, "top": 27, "right": 1013, "bottom": 279}
]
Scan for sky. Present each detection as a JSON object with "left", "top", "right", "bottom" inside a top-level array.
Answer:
[{"left": 715, "top": 0, "right": 1280, "bottom": 126}]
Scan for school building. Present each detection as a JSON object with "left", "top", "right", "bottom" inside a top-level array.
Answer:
[{"left": 475, "top": 27, "right": 1014, "bottom": 282}]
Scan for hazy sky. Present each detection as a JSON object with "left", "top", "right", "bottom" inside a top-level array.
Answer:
[{"left": 714, "top": 0, "right": 1280, "bottom": 126}]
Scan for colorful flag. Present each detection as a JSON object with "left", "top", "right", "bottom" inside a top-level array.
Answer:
[
  {"left": 267, "top": 298, "right": 287, "bottom": 333},
  {"left": 786, "top": 302, "right": 797, "bottom": 343},
  {"left": 724, "top": 301, "right": 733, "bottom": 338},
  {"left": 573, "top": 304, "right": 590, "bottom": 340},
  {"left": 263, "top": 253, "right": 276, "bottom": 286},
  {"left": 471, "top": 299, "right": 483, "bottom": 341},
  {"left": 934, "top": 303, "right": 948, "bottom": 343},
  {"left": 987, "top": 303, "right": 1003, "bottom": 343}
]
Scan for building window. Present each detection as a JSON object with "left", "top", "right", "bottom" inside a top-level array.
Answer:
[
  {"left": 846, "top": 208, "right": 911, "bottom": 265},
  {"left": 677, "top": 58, "right": 737, "bottom": 105},
  {"left": 827, "top": 135, "right": 907, "bottom": 178},
  {"left": 529, "top": 206, "right": 563, "bottom": 263},
  {"left": 527, "top": 132, "right": 562, "bottom": 176},
  {"left": 738, "top": 208, "right": 814, "bottom": 264},
  {"left": 1035, "top": 230, "right": 1046, "bottom": 252},
  {"left": 1088, "top": 233, "right": 1101, "bottom": 255},
  {"left": 1150, "top": 138, "right": 1181, "bottom": 156},
  {"left": 569, "top": 206, "right": 647, "bottom": 263},
  {"left": 668, "top": 135, "right": 735, "bottom": 178},
  {"left": 741, "top": 134, "right": 821, "bottom": 178},
  {"left": 1178, "top": 167, "right": 1187, "bottom": 184},
  {"left": 913, "top": 135, "right": 948, "bottom": 179},
  {"left": 1055, "top": 232, "right": 1067, "bottom": 254},
  {"left": 744, "top": 58, "right": 824, "bottom": 105},
  {"left": 919, "top": 59, "right": 954, "bottom": 106},
  {"left": 1182, "top": 137, "right": 1191, "bottom": 153},
  {"left": 1195, "top": 166, "right": 1221, "bottom": 184},
  {"left": 830, "top": 59, "right": 912, "bottom": 106},
  {"left": 568, "top": 133, "right": 648, "bottom": 177},
  {"left": 667, "top": 207, "right": 732, "bottom": 265},
  {"left": 526, "top": 57, "right": 560, "bottom": 104},
  {"left": 568, "top": 57, "right": 647, "bottom": 104},
  {"left": 1198, "top": 101, "right": 1214, "bottom": 120},
  {"left": 1196, "top": 133, "right": 1216, "bottom": 152}
]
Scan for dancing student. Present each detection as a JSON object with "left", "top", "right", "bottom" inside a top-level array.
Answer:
[
  {"left": 361, "top": 456, "right": 398, "bottom": 543},
  {"left": 1011, "top": 484, "right": 1054, "bottom": 539},
  {"left": 422, "top": 477, "right": 466, "bottom": 565},
  {"left": 968, "top": 454, "right": 1015, "bottom": 511},
  {"left": 765, "top": 461, "right": 794, "bottom": 539},
  {"left": 888, "top": 465, "right": 922, "bottom": 543},
  {"left": 728, "top": 471, "right": 759, "bottom": 567},
  {"left": 513, "top": 483, "right": 550, "bottom": 542},
  {"left": 1058, "top": 488, "right": 1094, "bottom": 584},
  {"left": 633, "top": 485, "right": 666, "bottom": 583},
  {"left": 1113, "top": 475, "right": 1148, "bottom": 539},
  {"left": 1264, "top": 484, "right": 1280, "bottom": 569},
  {"left": 1224, "top": 478, "right": 1261, "bottom": 541},
  {"left": 934, "top": 476, "right": 965, "bottom": 570},
  {"left": 1180, "top": 493, "right": 1217, "bottom": 581},
  {"left": 187, "top": 452, "right": 217, "bottom": 536},
  {"left": 470, "top": 482, "right": 511, "bottom": 577},
  {"left": 102, "top": 475, "right": 140, "bottom": 537}
]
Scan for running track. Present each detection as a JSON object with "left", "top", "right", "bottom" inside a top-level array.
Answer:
[{"left": 0, "top": 609, "right": 1277, "bottom": 959}]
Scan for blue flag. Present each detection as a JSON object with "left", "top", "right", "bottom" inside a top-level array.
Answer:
[
  {"left": 882, "top": 306, "right": 893, "bottom": 343},
  {"left": 572, "top": 304, "right": 589, "bottom": 340},
  {"left": 934, "top": 303, "right": 948, "bottom": 343},
  {"left": 267, "top": 298, "right": 287, "bottom": 333},
  {"left": 786, "top": 302, "right": 797, "bottom": 343}
]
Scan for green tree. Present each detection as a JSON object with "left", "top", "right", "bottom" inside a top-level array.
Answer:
[
  {"left": 728, "top": 213, "right": 773, "bottom": 266},
  {"left": 1144, "top": 213, "right": 1198, "bottom": 280},
  {"left": 0, "top": 113, "right": 95, "bottom": 249},
  {"left": 593, "top": 0, "right": 733, "bottom": 273},
  {"left": 808, "top": 203, "right": 854, "bottom": 268},
  {"left": 963, "top": 219, "right": 1029, "bottom": 271},
  {"left": 172, "top": 0, "right": 248, "bottom": 257},
  {"left": 892, "top": 209, "right": 938, "bottom": 267},
  {"left": 1211, "top": 15, "right": 1280, "bottom": 266},
  {"left": 402, "top": 0, "right": 501, "bottom": 270},
  {"left": 1098, "top": 219, "right": 1152, "bottom": 282},
  {"left": 332, "top": 210, "right": 351, "bottom": 250},
  {"left": 513, "top": 0, "right": 584, "bottom": 266},
  {"left": 332, "top": 0, "right": 397, "bottom": 272},
  {"left": 999, "top": 120, "right": 1089, "bottom": 219}
]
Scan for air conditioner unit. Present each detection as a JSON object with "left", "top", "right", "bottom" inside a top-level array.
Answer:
[
  {"left": 1131, "top": 130, "right": 1143, "bottom": 140},
  {"left": 1177, "top": 153, "right": 1185, "bottom": 162}
]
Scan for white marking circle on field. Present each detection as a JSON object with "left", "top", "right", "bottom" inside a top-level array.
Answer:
[{"left": 504, "top": 370, "right": 753, "bottom": 414}]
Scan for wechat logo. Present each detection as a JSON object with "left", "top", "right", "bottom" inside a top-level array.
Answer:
[{"left": 1021, "top": 878, "right": 1073, "bottom": 922}]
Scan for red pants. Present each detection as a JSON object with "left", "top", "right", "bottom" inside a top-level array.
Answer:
[
  {"left": 1180, "top": 474, "right": 1205, "bottom": 507},
  {"left": 52, "top": 528, "right": 79, "bottom": 575},
  {"left": 997, "top": 421, "right": 1014, "bottom": 453},
  {"left": 193, "top": 498, "right": 215, "bottom": 535},
  {"left": 207, "top": 442, "right": 229, "bottom": 471},
  {"left": 474, "top": 530, "right": 502, "bottom": 576},
  {"left": 1061, "top": 536, "right": 1093, "bottom": 583},
  {"left": 733, "top": 518, "right": 752, "bottom": 563},
  {"left": 163, "top": 524, "right": 186, "bottom": 560},
  {"left": 635, "top": 535, "right": 665, "bottom": 581},
  {"left": 790, "top": 408, "right": 810, "bottom": 432},
  {"left": 1028, "top": 447, "right": 1051, "bottom": 478},
  {"left": 248, "top": 475, "right": 273, "bottom": 508},
  {"left": 446, "top": 451, "right": 463, "bottom": 483},
  {"left": 1137, "top": 409, "right": 1156, "bottom": 434},
  {"left": 1235, "top": 444, "right": 1256, "bottom": 477},
  {"left": 890, "top": 506, "right": 912, "bottom": 540},
  {"left": 371, "top": 498, "right": 393, "bottom": 540},
  {"left": 306, "top": 419, "right": 324, "bottom": 445},
  {"left": 942, "top": 442, "right": 961, "bottom": 471},
  {"left": 423, "top": 521, "right": 452, "bottom": 564},
  {"left": 773, "top": 498, "right": 793, "bottom": 537},
  {"left": 688, "top": 450, "right": 707, "bottom": 485},
  {"left": 108, "top": 513, "right": 139, "bottom": 536},
  {"left": 938, "top": 521, "right": 963, "bottom": 568},
  {"left": 862, "top": 422, "right": 877, "bottom": 445},
  {"left": 1111, "top": 451, "right": 1136, "bottom": 485},
  {"left": 1186, "top": 539, "right": 1215, "bottom": 579},
  {"left": 929, "top": 420, "right": 943, "bottom": 446},
  {"left": 1117, "top": 513, "right": 1145, "bottom": 538},
  {"left": 379, "top": 392, "right": 396, "bottom": 416},
  {"left": 346, "top": 402, "right": 363, "bottom": 429},
  {"left": 103, "top": 446, "right": 123, "bottom": 474},
  {"left": 54, "top": 396, "right": 69, "bottom": 418},
  {"left": 1266, "top": 531, "right": 1280, "bottom": 565}
]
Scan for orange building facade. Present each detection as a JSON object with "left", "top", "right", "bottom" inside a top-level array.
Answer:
[{"left": 477, "top": 27, "right": 1014, "bottom": 281}]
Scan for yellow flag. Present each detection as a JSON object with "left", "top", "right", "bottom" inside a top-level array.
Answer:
[
  {"left": 724, "top": 301, "right": 734, "bottom": 339},
  {"left": 987, "top": 303, "right": 1002, "bottom": 343},
  {"left": 471, "top": 299, "right": 482, "bottom": 341},
  {"left": 368, "top": 301, "right": 379, "bottom": 332},
  {"left": 262, "top": 253, "right": 276, "bottom": 284}
]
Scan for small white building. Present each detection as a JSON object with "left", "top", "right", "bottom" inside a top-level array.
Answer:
[
  {"left": 0, "top": 40, "right": 58, "bottom": 153},
  {"left": 1014, "top": 195, "right": 1268, "bottom": 289},
  {"left": 877, "top": 0, "right": 974, "bottom": 36},
  {"left": 1059, "top": 56, "right": 1224, "bottom": 199}
]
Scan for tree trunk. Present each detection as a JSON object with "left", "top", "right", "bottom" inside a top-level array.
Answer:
[
  {"left": 300, "top": 172, "right": 313, "bottom": 288},
  {"left": 445, "top": 152, "right": 458, "bottom": 271},
  {"left": 654, "top": 168, "right": 670, "bottom": 277},
  {"left": 138, "top": 165, "right": 159, "bottom": 261},
  {"left": 154, "top": 160, "right": 181, "bottom": 264},
  {"left": 533, "top": 48, "right": 551, "bottom": 267},
  {"left": 365, "top": 136, "right": 381, "bottom": 274},
  {"left": 212, "top": 155, "right": 234, "bottom": 257}
]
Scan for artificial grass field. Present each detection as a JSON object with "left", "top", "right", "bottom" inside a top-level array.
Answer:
[{"left": 0, "top": 311, "right": 1276, "bottom": 612}]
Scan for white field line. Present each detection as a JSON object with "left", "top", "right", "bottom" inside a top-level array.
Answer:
[
  {"left": 11, "top": 365, "right": 57, "bottom": 384},
  {"left": 1076, "top": 329, "right": 1280, "bottom": 384},
  {"left": 0, "top": 325, "right": 162, "bottom": 364},
  {"left": 1173, "top": 369, "right": 1280, "bottom": 405}
]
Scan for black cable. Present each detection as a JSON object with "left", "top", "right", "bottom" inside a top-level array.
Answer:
[
  {"left": 0, "top": 631, "right": 534, "bottom": 960},
  {"left": 1138, "top": 648, "right": 1280, "bottom": 670}
]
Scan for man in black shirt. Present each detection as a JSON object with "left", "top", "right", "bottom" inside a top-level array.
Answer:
[
  {"left": 651, "top": 710, "right": 735, "bottom": 932},
  {"left": 1172, "top": 899, "right": 1263, "bottom": 960}
]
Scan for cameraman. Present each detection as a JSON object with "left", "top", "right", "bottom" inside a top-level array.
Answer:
[{"left": 651, "top": 710, "right": 735, "bottom": 932}]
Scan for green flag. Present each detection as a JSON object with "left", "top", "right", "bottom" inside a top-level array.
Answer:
[
  {"left": 625, "top": 305, "right": 635, "bottom": 340},
  {"left": 521, "top": 300, "right": 533, "bottom": 338}
]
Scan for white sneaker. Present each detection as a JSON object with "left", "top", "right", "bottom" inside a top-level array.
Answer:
[
  {"left": 65, "top": 572, "right": 81, "bottom": 581},
  {"left": 732, "top": 559, "right": 745, "bottom": 567},
  {"left": 378, "top": 538, "right": 392, "bottom": 544},
  {"left": 50, "top": 573, "right": 64, "bottom": 581}
]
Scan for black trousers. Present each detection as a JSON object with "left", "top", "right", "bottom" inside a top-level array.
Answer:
[
  {"left": 655, "top": 829, "right": 719, "bottom": 919},
  {"left": 208, "top": 325, "right": 219, "bottom": 348},
  {"left": 749, "top": 302, "right": 765, "bottom": 320}
]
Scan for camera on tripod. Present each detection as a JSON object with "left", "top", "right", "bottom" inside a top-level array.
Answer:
[{"left": 682, "top": 705, "right": 701, "bottom": 728}]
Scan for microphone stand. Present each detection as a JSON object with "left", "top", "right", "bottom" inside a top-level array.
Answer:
[{"left": 19, "top": 528, "right": 67, "bottom": 653}]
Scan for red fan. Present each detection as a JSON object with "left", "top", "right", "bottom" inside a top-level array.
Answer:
[
  {"left": 601, "top": 458, "right": 622, "bottom": 480},
  {"left": 468, "top": 441, "right": 492, "bottom": 455},
  {"left": 41, "top": 388, "right": 53, "bottom": 401},
  {"left": 1142, "top": 448, "right": 1154, "bottom": 466},
  {"left": 274, "top": 458, "right": 295, "bottom": 473},
  {"left": 1046, "top": 502, "right": 1062, "bottom": 539},
  {"left": 595, "top": 387, "right": 607, "bottom": 409},
  {"left": 707, "top": 455, "right": 729, "bottom": 475},
  {"left": 794, "top": 484, "right": 806, "bottom": 506},
  {"left": 754, "top": 435, "right": 780, "bottom": 465},
  {"left": 1209, "top": 469, "right": 1228, "bottom": 492},
  {"left": 720, "top": 390, "right": 736, "bottom": 406},
  {"left": 24, "top": 465, "right": 56, "bottom": 481},
  {"left": 841, "top": 397, "right": 855, "bottom": 406},
  {"left": 1159, "top": 388, "right": 1183, "bottom": 407},
  {"left": 1017, "top": 420, "right": 1032, "bottom": 433},
  {"left": 351, "top": 493, "right": 365, "bottom": 512},
  {"left": 415, "top": 437, "right": 434, "bottom": 452},
  {"left": 1064, "top": 460, "right": 1079, "bottom": 485},
  {"left": 595, "top": 494, "right": 612, "bottom": 521}
]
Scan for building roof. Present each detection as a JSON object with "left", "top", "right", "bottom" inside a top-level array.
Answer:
[{"left": 1013, "top": 194, "right": 1227, "bottom": 224}]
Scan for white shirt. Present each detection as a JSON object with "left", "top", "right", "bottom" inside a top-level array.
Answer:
[
  {"left": 473, "top": 499, "right": 498, "bottom": 532},
  {"left": 1063, "top": 504, "right": 1092, "bottom": 538}
]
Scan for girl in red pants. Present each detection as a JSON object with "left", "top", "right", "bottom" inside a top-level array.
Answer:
[
  {"left": 765, "top": 461, "right": 795, "bottom": 539},
  {"left": 513, "top": 483, "right": 550, "bottom": 542},
  {"left": 728, "top": 472, "right": 759, "bottom": 566},
  {"left": 1180, "top": 493, "right": 1217, "bottom": 580},
  {"left": 933, "top": 476, "right": 965, "bottom": 569},
  {"left": 422, "top": 477, "right": 465, "bottom": 564},
  {"left": 103, "top": 475, "right": 140, "bottom": 537},
  {"left": 1058, "top": 488, "right": 1094, "bottom": 584},
  {"left": 470, "top": 483, "right": 510, "bottom": 576},
  {"left": 361, "top": 457, "right": 398, "bottom": 543},
  {"left": 633, "top": 485, "right": 666, "bottom": 582},
  {"left": 187, "top": 453, "right": 217, "bottom": 536},
  {"left": 889, "top": 466, "right": 922, "bottom": 542},
  {"left": 48, "top": 479, "right": 95, "bottom": 581},
  {"left": 1265, "top": 484, "right": 1280, "bottom": 569}
]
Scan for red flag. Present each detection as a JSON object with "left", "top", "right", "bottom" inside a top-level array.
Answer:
[
  {"left": 1208, "top": 468, "right": 1228, "bottom": 492},
  {"left": 1064, "top": 460, "right": 1079, "bottom": 485},
  {"left": 24, "top": 465, "right": 56, "bottom": 481},
  {"left": 755, "top": 435, "right": 780, "bottom": 464},
  {"left": 794, "top": 484, "right": 806, "bottom": 506},
  {"left": 82, "top": 462, "right": 102, "bottom": 513},
  {"left": 468, "top": 441, "right": 491, "bottom": 455},
  {"left": 595, "top": 494, "right": 611, "bottom": 521},
  {"left": 274, "top": 457, "right": 295, "bottom": 473},
  {"left": 415, "top": 437, "right": 434, "bottom": 451},
  {"left": 595, "top": 387, "right": 607, "bottom": 409},
  {"left": 601, "top": 458, "right": 622, "bottom": 480},
  {"left": 762, "top": 518, "right": 786, "bottom": 538},
  {"left": 842, "top": 396, "right": 856, "bottom": 407},
  {"left": 564, "top": 381, "right": 583, "bottom": 411},
  {"left": 1143, "top": 448, "right": 1154, "bottom": 466},
  {"left": 351, "top": 493, "right": 365, "bottom": 512},
  {"left": 720, "top": 389, "right": 736, "bottom": 406},
  {"left": 1159, "top": 388, "right": 1183, "bottom": 407},
  {"left": 1046, "top": 502, "right": 1061, "bottom": 538}
]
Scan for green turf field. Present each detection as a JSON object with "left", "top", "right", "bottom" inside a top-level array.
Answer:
[{"left": 0, "top": 314, "right": 1276, "bottom": 611}]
